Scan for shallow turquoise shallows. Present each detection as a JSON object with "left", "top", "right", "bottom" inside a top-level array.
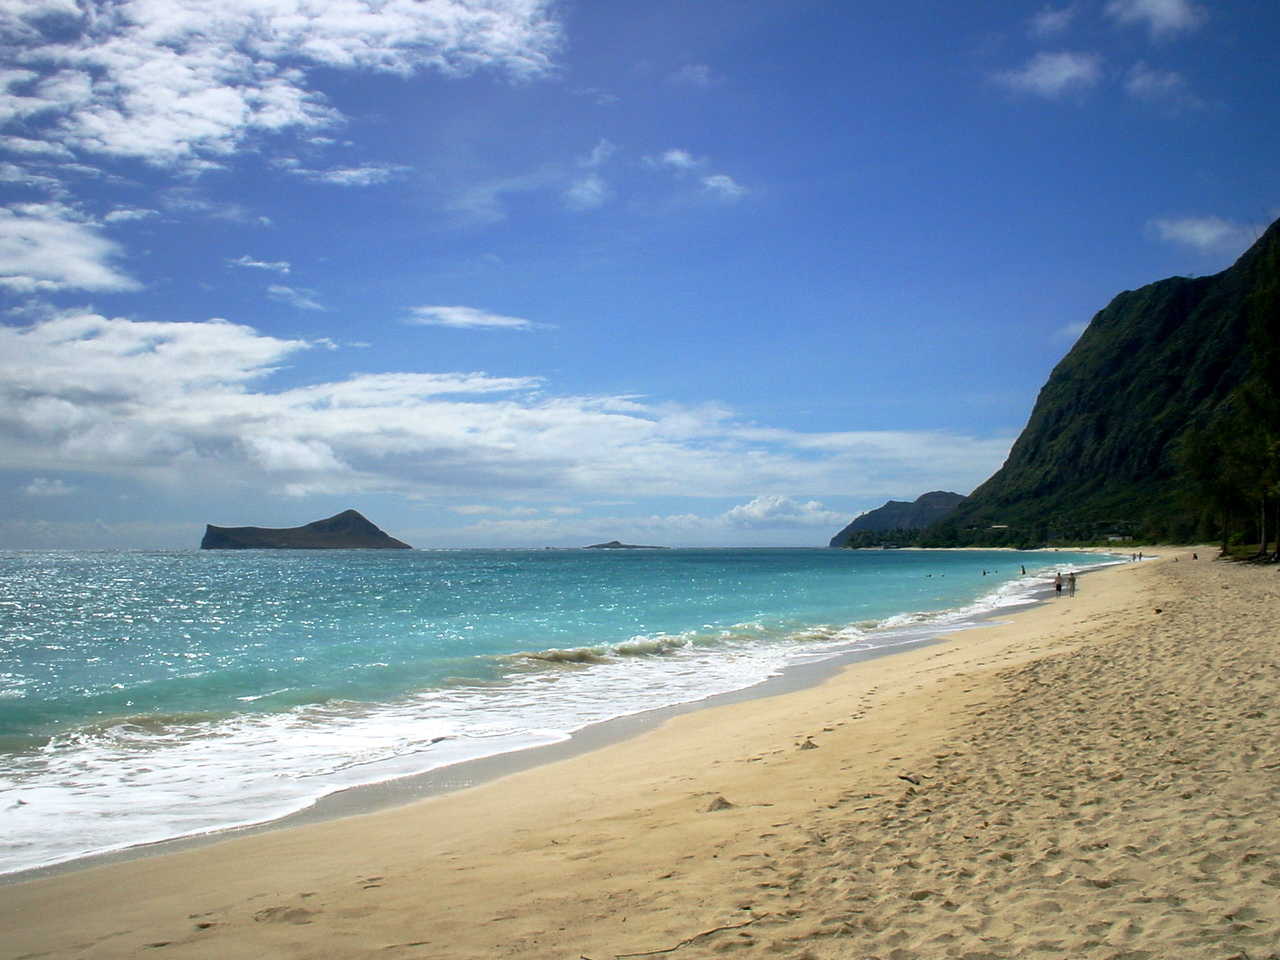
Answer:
[{"left": 0, "top": 547, "right": 1107, "bottom": 875}]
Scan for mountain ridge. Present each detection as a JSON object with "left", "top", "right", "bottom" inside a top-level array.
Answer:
[
  {"left": 829, "top": 491, "right": 966, "bottom": 547},
  {"left": 920, "top": 217, "right": 1280, "bottom": 544},
  {"left": 200, "top": 510, "right": 413, "bottom": 550}
]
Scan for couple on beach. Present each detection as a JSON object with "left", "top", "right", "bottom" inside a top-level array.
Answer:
[{"left": 1054, "top": 571, "right": 1076, "bottom": 597}]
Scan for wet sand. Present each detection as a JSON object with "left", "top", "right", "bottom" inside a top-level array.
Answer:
[{"left": 4, "top": 549, "right": 1278, "bottom": 960}]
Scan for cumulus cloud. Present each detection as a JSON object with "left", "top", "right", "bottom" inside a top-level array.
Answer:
[
  {"left": 0, "top": 135, "right": 73, "bottom": 159},
  {"left": 408, "top": 305, "right": 541, "bottom": 330},
  {"left": 0, "top": 314, "right": 1011, "bottom": 506},
  {"left": 1105, "top": 0, "right": 1205, "bottom": 37},
  {"left": 0, "top": 162, "right": 67, "bottom": 195},
  {"left": 719, "top": 495, "right": 847, "bottom": 529},
  {"left": 0, "top": 0, "right": 562, "bottom": 171},
  {"left": 640, "top": 151, "right": 744, "bottom": 200},
  {"left": 993, "top": 51, "right": 1102, "bottom": 98},
  {"left": 1149, "top": 216, "right": 1260, "bottom": 257},
  {"left": 21, "top": 476, "right": 76, "bottom": 496},
  {"left": 0, "top": 202, "right": 139, "bottom": 291},
  {"left": 700, "top": 174, "right": 746, "bottom": 201}
]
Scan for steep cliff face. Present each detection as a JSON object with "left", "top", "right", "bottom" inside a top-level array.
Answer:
[
  {"left": 938, "top": 219, "right": 1279, "bottom": 540},
  {"left": 829, "top": 491, "right": 965, "bottom": 546},
  {"left": 200, "top": 510, "right": 413, "bottom": 549}
]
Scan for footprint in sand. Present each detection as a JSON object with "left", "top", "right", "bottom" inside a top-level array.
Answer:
[{"left": 254, "top": 905, "right": 317, "bottom": 925}]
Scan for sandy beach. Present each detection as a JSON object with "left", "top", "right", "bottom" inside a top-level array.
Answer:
[{"left": 4, "top": 550, "right": 1279, "bottom": 960}]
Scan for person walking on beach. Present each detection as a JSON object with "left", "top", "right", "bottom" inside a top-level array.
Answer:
[
  {"left": 1054, "top": 572, "right": 1063, "bottom": 597},
  {"left": 1067, "top": 571, "right": 1076, "bottom": 597}
]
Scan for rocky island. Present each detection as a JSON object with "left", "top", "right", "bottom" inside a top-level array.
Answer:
[
  {"left": 583, "top": 540, "right": 666, "bottom": 549},
  {"left": 200, "top": 510, "right": 412, "bottom": 550}
]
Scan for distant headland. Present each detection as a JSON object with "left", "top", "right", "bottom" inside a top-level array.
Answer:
[
  {"left": 583, "top": 540, "right": 667, "bottom": 549},
  {"left": 200, "top": 510, "right": 412, "bottom": 550}
]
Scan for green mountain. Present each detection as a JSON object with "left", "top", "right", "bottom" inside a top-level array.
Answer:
[
  {"left": 829, "top": 491, "right": 965, "bottom": 547},
  {"left": 923, "top": 217, "right": 1280, "bottom": 546}
]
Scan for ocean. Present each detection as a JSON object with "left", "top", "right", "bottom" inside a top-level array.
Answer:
[{"left": 0, "top": 547, "right": 1108, "bottom": 876}]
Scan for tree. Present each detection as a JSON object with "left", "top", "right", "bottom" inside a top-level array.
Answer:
[{"left": 1242, "top": 232, "right": 1280, "bottom": 558}]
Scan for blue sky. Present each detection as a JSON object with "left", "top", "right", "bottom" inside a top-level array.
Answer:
[{"left": 1, "top": 0, "right": 1276, "bottom": 549}]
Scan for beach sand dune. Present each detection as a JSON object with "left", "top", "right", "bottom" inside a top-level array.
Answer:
[{"left": 3, "top": 553, "right": 1279, "bottom": 959}]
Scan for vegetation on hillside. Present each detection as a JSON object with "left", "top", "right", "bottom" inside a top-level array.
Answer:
[
  {"left": 1177, "top": 232, "right": 1280, "bottom": 557},
  {"left": 834, "top": 219, "right": 1280, "bottom": 553}
]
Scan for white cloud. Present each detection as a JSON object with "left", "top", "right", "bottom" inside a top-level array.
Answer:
[
  {"left": 1029, "top": 5, "right": 1077, "bottom": 38},
  {"left": 1, "top": 0, "right": 562, "bottom": 171},
  {"left": 230, "top": 254, "right": 290, "bottom": 273},
  {"left": 159, "top": 188, "right": 264, "bottom": 223},
  {"left": 267, "top": 284, "right": 325, "bottom": 310},
  {"left": 0, "top": 314, "right": 1010, "bottom": 508},
  {"left": 445, "top": 170, "right": 557, "bottom": 225},
  {"left": 563, "top": 174, "right": 612, "bottom": 210},
  {"left": 0, "top": 161, "right": 67, "bottom": 195},
  {"left": 21, "top": 476, "right": 76, "bottom": 496},
  {"left": 1131, "top": 62, "right": 1187, "bottom": 103},
  {"left": 578, "top": 138, "right": 616, "bottom": 168},
  {"left": 277, "top": 160, "right": 411, "bottom": 186},
  {"left": 574, "top": 86, "right": 619, "bottom": 106},
  {"left": 103, "top": 206, "right": 158, "bottom": 223},
  {"left": 700, "top": 174, "right": 746, "bottom": 201},
  {"left": 1105, "top": 0, "right": 1205, "bottom": 37},
  {"left": 1149, "top": 216, "right": 1259, "bottom": 256},
  {"left": 719, "top": 495, "right": 847, "bottom": 529},
  {"left": 645, "top": 149, "right": 702, "bottom": 171},
  {"left": 0, "top": 135, "right": 72, "bottom": 158},
  {"left": 0, "top": 312, "right": 306, "bottom": 399},
  {"left": 0, "top": 202, "right": 139, "bottom": 291},
  {"left": 243, "top": 435, "right": 347, "bottom": 473},
  {"left": 994, "top": 51, "right": 1102, "bottom": 98},
  {"left": 670, "top": 64, "right": 717, "bottom": 88},
  {"left": 408, "top": 305, "right": 541, "bottom": 330}
]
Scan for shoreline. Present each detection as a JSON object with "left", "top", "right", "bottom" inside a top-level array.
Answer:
[
  {"left": 9, "top": 551, "right": 1256, "bottom": 960},
  {"left": 1, "top": 551, "right": 1110, "bottom": 885},
  {"left": 0, "top": 637, "right": 889, "bottom": 887}
]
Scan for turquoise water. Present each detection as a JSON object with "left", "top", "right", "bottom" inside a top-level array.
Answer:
[{"left": 0, "top": 547, "right": 1105, "bottom": 874}]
